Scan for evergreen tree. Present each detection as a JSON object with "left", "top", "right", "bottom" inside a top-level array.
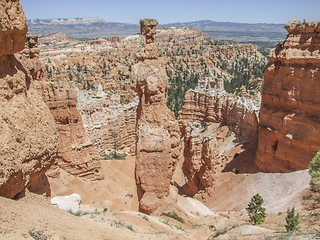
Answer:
[
  {"left": 246, "top": 193, "right": 266, "bottom": 225},
  {"left": 309, "top": 151, "right": 320, "bottom": 192},
  {"left": 285, "top": 207, "right": 300, "bottom": 232}
]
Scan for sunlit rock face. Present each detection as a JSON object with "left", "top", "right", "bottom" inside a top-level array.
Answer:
[
  {"left": 0, "top": 0, "right": 59, "bottom": 198},
  {"left": 255, "top": 19, "right": 320, "bottom": 172},
  {"left": 131, "top": 19, "right": 180, "bottom": 214},
  {"left": 178, "top": 77, "right": 261, "bottom": 140}
]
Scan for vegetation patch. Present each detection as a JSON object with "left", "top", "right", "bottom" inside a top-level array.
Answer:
[
  {"left": 28, "top": 228, "right": 51, "bottom": 240},
  {"left": 100, "top": 152, "right": 127, "bottom": 160},
  {"left": 161, "top": 211, "right": 184, "bottom": 223},
  {"left": 309, "top": 151, "right": 320, "bottom": 192}
]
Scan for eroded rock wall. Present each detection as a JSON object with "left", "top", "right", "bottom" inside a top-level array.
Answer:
[
  {"left": 76, "top": 84, "right": 138, "bottom": 154},
  {"left": 0, "top": 0, "right": 59, "bottom": 198},
  {"left": 255, "top": 19, "right": 320, "bottom": 172},
  {"left": 178, "top": 77, "right": 261, "bottom": 140},
  {"left": 40, "top": 81, "right": 103, "bottom": 180},
  {"left": 178, "top": 77, "right": 261, "bottom": 195},
  {"left": 182, "top": 123, "right": 220, "bottom": 196}
]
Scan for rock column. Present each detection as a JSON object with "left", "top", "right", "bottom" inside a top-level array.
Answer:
[{"left": 131, "top": 19, "right": 180, "bottom": 214}]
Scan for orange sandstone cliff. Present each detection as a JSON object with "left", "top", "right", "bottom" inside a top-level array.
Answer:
[
  {"left": 131, "top": 19, "right": 181, "bottom": 214},
  {"left": 178, "top": 77, "right": 261, "bottom": 140},
  {"left": 17, "top": 34, "right": 103, "bottom": 180},
  {"left": 0, "top": 1, "right": 59, "bottom": 198},
  {"left": 178, "top": 77, "right": 261, "bottom": 195},
  {"left": 255, "top": 19, "right": 320, "bottom": 172}
]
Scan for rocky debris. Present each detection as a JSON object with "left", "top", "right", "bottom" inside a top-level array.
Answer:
[
  {"left": 76, "top": 83, "right": 138, "bottom": 154},
  {"left": 40, "top": 81, "right": 103, "bottom": 180},
  {"left": 0, "top": 0, "right": 59, "bottom": 198},
  {"left": 179, "top": 77, "right": 261, "bottom": 140},
  {"left": 255, "top": 19, "right": 320, "bottom": 172},
  {"left": 131, "top": 19, "right": 181, "bottom": 214},
  {"left": 51, "top": 193, "right": 82, "bottom": 215}
]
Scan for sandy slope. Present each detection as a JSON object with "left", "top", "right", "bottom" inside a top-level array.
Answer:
[{"left": 0, "top": 149, "right": 317, "bottom": 239}]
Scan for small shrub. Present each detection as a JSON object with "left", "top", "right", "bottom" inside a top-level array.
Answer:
[
  {"left": 246, "top": 193, "right": 266, "bottom": 225},
  {"left": 309, "top": 151, "right": 320, "bottom": 192},
  {"left": 209, "top": 225, "right": 216, "bottom": 231},
  {"left": 100, "top": 152, "right": 127, "bottom": 160},
  {"left": 142, "top": 215, "right": 149, "bottom": 221},
  {"left": 161, "top": 211, "right": 184, "bottom": 223},
  {"left": 285, "top": 207, "right": 300, "bottom": 232},
  {"left": 28, "top": 229, "right": 50, "bottom": 240},
  {"left": 212, "top": 228, "right": 227, "bottom": 238},
  {"left": 126, "top": 224, "right": 134, "bottom": 231}
]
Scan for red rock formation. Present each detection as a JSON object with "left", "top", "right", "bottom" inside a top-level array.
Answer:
[
  {"left": 178, "top": 77, "right": 261, "bottom": 195},
  {"left": 182, "top": 123, "right": 220, "bottom": 196},
  {"left": 40, "top": 81, "right": 103, "bottom": 180},
  {"left": 18, "top": 35, "right": 103, "bottom": 180},
  {"left": 255, "top": 19, "right": 320, "bottom": 172},
  {"left": 131, "top": 19, "right": 180, "bottom": 214},
  {"left": 0, "top": 0, "right": 59, "bottom": 198},
  {"left": 178, "top": 77, "right": 261, "bottom": 140}
]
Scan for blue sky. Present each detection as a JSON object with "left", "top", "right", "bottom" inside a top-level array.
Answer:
[{"left": 20, "top": 0, "right": 320, "bottom": 24}]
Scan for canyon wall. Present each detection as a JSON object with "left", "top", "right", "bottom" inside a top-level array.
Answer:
[
  {"left": 132, "top": 19, "right": 180, "bottom": 214},
  {"left": 77, "top": 84, "right": 138, "bottom": 154},
  {"left": 255, "top": 19, "right": 320, "bottom": 172},
  {"left": 18, "top": 36, "right": 103, "bottom": 180},
  {"left": 178, "top": 77, "right": 261, "bottom": 140},
  {"left": 178, "top": 77, "right": 260, "bottom": 195},
  {"left": 0, "top": 1, "right": 59, "bottom": 198},
  {"left": 40, "top": 81, "right": 103, "bottom": 180}
]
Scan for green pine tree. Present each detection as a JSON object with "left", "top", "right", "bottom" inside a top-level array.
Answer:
[
  {"left": 309, "top": 151, "right": 320, "bottom": 192},
  {"left": 246, "top": 193, "right": 266, "bottom": 225},
  {"left": 285, "top": 206, "right": 300, "bottom": 232}
]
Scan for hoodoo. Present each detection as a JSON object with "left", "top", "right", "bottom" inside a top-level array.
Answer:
[
  {"left": 131, "top": 19, "right": 181, "bottom": 214},
  {"left": 255, "top": 19, "right": 320, "bottom": 172}
]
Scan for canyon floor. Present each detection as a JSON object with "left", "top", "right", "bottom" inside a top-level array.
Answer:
[{"left": 1, "top": 125, "right": 319, "bottom": 239}]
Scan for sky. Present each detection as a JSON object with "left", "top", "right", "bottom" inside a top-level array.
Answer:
[{"left": 20, "top": 0, "right": 320, "bottom": 25}]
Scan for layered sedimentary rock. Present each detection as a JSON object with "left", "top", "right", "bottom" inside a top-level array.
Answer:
[
  {"left": 255, "top": 19, "right": 320, "bottom": 172},
  {"left": 77, "top": 84, "right": 138, "bottom": 154},
  {"left": 40, "top": 81, "right": 103, "bottom": 180},
  {"left": 0, "top": 0, "right": 59, "bottom": 198},
  {"left": 178, "top": 77, "right": 261, "bottom": 140},
  {"left": 178, "top": 77, "right": 261, "bottom": 195},
  {"left": 131, "top": 19, "right": 180, "bottom": 214},
  {"left": 182, "top": 123, "right": 220, "bottom": 196},
  {"left": 17, "top": 33, "right": 103, "bottom": 180}
]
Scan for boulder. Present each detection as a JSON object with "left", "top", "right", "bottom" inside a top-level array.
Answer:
[{"left": 51, "top": 193, "right": 82, "bottom": 215}]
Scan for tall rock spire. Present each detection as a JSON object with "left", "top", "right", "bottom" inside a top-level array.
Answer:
[{"left": 131, "top": 18, "right": 180, "bottom": 214}]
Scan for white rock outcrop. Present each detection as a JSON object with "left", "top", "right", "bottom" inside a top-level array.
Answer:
[{"left": 51, "top": 193, "right": 82, "bottom": 215}]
